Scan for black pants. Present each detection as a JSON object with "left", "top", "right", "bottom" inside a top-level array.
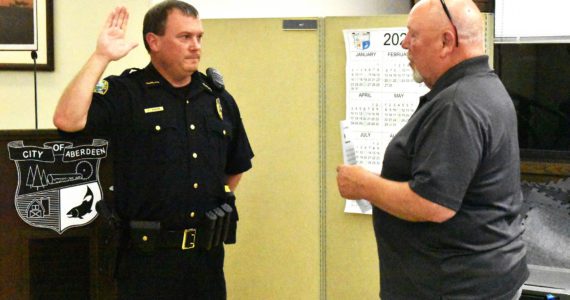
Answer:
[{"left": 117, "top": 245, "right": 226, "bottom": 300}]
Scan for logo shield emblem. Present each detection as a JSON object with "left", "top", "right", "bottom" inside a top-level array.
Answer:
[{"left": 8, "top": 139, "right": 108, "bottom": 234}]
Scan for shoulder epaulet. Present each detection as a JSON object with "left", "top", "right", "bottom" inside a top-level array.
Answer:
[
  {"left": 205, "top": 68, "right": 225, "bottom": 91},
  {"left": 120, "top": 68, "right": 141, "bottom": 76}
]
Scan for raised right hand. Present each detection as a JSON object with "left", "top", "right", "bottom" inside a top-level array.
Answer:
[{"left": 95, "top": 6, "right": 138, "bottom": 62}]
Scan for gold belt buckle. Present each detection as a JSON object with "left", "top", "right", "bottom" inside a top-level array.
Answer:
[{"left": 181, "top": 228, "right": 196, "bottom": 250}]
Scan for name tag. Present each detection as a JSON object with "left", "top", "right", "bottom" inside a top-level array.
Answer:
[{"left": 144, "top": 106, "right": 164, "bottom": 113}]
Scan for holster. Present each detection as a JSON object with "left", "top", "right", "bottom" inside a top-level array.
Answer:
[{"left": 95, "top": 200, "right": 122, "bottom": 278}]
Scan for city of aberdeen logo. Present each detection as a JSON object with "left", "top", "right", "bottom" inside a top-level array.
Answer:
[{"left": 7, "top": 139, "right": 108, "bottom": 234}]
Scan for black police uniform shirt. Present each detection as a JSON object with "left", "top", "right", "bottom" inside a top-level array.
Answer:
[
  {"left": 375, "top": 56, "right": 528, "bottom": 299},
  {"left": 84, "top": 63, "right": 253, "bottom": 227}
]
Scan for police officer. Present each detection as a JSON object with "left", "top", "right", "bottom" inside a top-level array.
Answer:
[{"left": 53, "top": 1, "right": 253, "bottom": 299}]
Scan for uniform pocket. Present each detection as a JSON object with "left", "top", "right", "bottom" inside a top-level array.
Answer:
[
  {"left": 132, "top": 115, "right": 184, "bottom": 162},
  {"left": 206, "top": 119, "right": 232, "bottom": 167}
]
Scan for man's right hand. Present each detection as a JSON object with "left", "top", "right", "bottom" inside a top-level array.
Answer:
[
  {"left": 54, "top": 6, "right": 138, "bottom": 132},
  {"left": 95, "top": 6, "right": 138, "bottom": 62}
]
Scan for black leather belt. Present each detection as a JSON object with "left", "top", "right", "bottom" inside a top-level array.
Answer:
[
  {"left": 127, "top": 202, "right": 235, "bottom": 252},
  {"left": 128, "top": 221, "right": 198, "bottom": 252},
  {"left": 163, "top": 228, "right": 197, "bottom": 250}
]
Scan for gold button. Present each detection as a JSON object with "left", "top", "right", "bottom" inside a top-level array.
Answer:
[
  {"left": 186, "top": 100, "right": 190, "bottom": 104},
  {"left": 142, "top": 235, "right": 148, "bottom": 242},
  {"left": 223, "top": 130, "right": 226, "bottom": 135},
  {"left": 190, "top": 212, "right": 196, "bottom": 218},
  {"left": 192, "top": 153, "right": 198, "bottom": 159},
  {"left": 190, "top": 124, "right": 196, "bottom": 130},
  {"left": 155, "top": 125, "right": 161, "bottom": 131},
  {"left": 193, "top": 183, "right": 198, "bottom": 189}
]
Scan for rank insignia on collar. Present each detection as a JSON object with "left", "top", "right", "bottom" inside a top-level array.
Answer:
[
  {"left": 93, "top": 80, "right": 109, "bottom": 95},
  {"left": 216, "top": 98, "right": 223, "bottom": 120},
  {"left": 145, "top": 81, "right": 160, "bottom": 86}
]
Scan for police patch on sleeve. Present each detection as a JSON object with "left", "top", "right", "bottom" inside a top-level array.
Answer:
[{"left": 93, "top": 80, "right": 109, "bottom": 95}]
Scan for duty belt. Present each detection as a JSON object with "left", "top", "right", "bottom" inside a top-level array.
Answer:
[{"left": 128, "top": 203, "right": 234, "bottom": 252}]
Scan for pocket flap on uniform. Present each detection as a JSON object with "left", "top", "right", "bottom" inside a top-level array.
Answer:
[{"left": 207, "top": 119, "right": 232, "bottom": 138}]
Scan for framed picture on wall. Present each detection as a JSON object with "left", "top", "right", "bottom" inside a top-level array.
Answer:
[{"left": 0, "top": 0, "right": 54, "bottom": 71}]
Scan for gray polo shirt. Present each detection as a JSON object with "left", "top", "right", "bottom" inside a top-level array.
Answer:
[{"left": 374, "top": 56, "right": 528, "bottom": 299}]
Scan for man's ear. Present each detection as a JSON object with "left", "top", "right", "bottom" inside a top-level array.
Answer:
[
  {"left": 440, "top": 31, "right": 455, "bottom": 57},
  {"left": 146, "top": 32, "right": 159, "bottom": 52}
]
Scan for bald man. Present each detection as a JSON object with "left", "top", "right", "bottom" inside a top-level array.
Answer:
[{"left": 337, "top": 0, "right": 528, "bottom": 299}]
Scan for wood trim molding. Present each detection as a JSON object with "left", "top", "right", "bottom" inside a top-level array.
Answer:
[{"left": 521, "top": 161, "right": 570, "bottom": 177}]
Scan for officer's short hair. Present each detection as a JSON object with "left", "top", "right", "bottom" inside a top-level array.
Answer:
[{"left": 143, "top": 0, "right": 199, "bottom": 52}]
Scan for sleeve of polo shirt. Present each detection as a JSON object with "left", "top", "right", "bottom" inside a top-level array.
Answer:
[
  {"left": 409, "top": 100, "right": 484, "bottom": 211},
  {"left": 224, "top": 94, "right": 254, "bottom": 175},
  {"left": 84, "top": 76, "right": 129, "bottom": 137}
]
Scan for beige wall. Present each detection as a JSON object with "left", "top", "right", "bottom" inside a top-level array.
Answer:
[{"left": 200, "top": 19, "right": 321, "bottom": 299}]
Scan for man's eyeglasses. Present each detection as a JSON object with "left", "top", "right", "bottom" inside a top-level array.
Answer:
[{"left": 440, "top": 0, "right": 459, "bottom": 47}]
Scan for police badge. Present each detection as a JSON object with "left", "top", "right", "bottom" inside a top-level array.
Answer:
[
  {"left": 7, "top": 139, "right": 108, "bottom": 234},
  {"left": 216, "top": 98, "right": 223, "bottom": 120}
]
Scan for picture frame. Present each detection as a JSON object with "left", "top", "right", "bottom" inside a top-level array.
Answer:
[{"left": 0, "top": 0, "right": 54, "bottom": 71}]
